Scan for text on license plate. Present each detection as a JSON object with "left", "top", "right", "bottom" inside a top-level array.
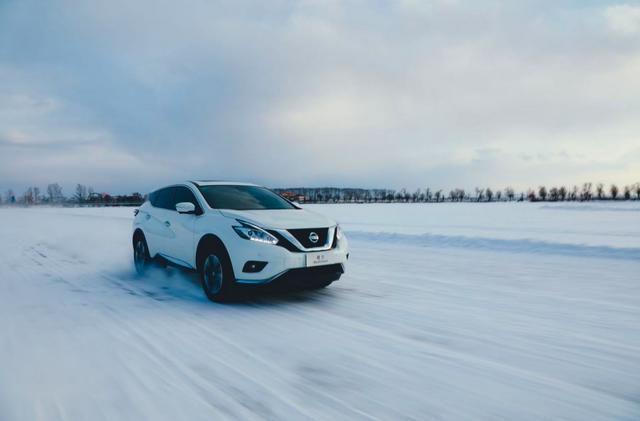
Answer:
[{"left": 306, "top": 251, "right": 331, "bottom": 267}]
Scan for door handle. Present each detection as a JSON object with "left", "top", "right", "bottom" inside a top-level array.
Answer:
[{"left": 164, "top": 221, "right": 171, "bottom": 227}]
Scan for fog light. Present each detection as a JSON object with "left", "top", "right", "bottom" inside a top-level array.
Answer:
[{"left": 242, "top": 261, "right": 268, "bottom": 273}]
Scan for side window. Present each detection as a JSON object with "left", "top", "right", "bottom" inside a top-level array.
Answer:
[
  {"left": 149, "top": 190, "right": 159, "bottom": 207},
  {"left": 173, "top": 186, "right": 202, "bottom": 214},
  {"left": 155, "top": 187, "right": 176, "bottom": 210}
]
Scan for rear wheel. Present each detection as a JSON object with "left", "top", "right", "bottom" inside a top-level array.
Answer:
[
  {"left": 200, "top": 248, "right": 235, "bottom": 302},
  {"left": 133, "top": 234, "right": 150, "bottom": 275}
]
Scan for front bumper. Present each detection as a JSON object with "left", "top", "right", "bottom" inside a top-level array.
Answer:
[
  {"left": 237, "top": 263, "right": 345, "bottom": 287},
  {"left": 229, "top": 232, "right": 349, "bottom": 285}
]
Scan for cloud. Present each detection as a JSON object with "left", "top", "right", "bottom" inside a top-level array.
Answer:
[
  {"left": 605, "top": 4, "right": 640, "bottom": 35},
  {"left": 0, "top": 0, "right": 639, "bottom": 194}
]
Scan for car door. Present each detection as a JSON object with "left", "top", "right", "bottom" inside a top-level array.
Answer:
[
  {"left": 164, "top": 186, "right": 199, "bottom": 268},
  {"left": 144, "top": 187, "right": 176, "bottom": 257}
]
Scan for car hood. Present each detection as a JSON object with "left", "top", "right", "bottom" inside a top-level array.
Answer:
[{"left": 218, "top": 208, "right": 335, "bottom": 230}]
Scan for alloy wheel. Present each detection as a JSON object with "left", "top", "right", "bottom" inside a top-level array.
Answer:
[
  {"left": 203, "top": 254, "right": 224, "bottom": 294},
  {"left": 134, "top": 239, "right": 147, "bottom": 273}
]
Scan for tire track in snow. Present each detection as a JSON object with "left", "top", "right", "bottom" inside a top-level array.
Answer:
[
  {"left": 22, "top": 245, "right": 315, "bottom": 419},
  {"left": 244, "top": 291, "right": 639, "bottom": 420},
  {"left": 23, "top": 241, "right": 640, "bottom": 420},
  {"left": 18, "top": 245, "right": 269, "bottom": 419},
  {"left": 98, "top": 269, "right": 380, "bottom": 420},
  {"left": 347, "top": 231, "right": 640, "bottom": 260}
]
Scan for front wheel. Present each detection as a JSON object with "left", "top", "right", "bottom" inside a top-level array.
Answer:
[
  {"left": 133, "top": 234, "right": 150, "bottom": 275},
  {"left": 201, "top": 250, "right": 235, "bottom": 302}
]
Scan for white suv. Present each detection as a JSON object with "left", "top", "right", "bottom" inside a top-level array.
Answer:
[{"left": 132, "top": 181, "right": 349, "bottom": 301}]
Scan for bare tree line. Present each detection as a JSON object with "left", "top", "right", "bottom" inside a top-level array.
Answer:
[
  {"left": 1, "top": 183, "right": 144, "bottom": 206},
  {"left": 275, "top": 182, "right": 640, "bottom": 203},
  {"left": 1, "top": 182, "right": 639, "bottom": 207}
]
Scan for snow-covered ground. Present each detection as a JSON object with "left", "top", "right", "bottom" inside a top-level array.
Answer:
[{"left": 1, "top": 203, "right": 639, "bottom": 420}]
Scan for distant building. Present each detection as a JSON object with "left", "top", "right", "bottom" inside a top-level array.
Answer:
[{"left": 279, "top": 191, "right": 306, "bottom": 203}]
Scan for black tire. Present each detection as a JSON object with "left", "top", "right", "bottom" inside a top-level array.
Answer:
[
  {"left": 200, "top": 246, "right": 235, "bottom": 302},
  {"left": 133, "top": 233, "right": 151, "bottom": 276}
]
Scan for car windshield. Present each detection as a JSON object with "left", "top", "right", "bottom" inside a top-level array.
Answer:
[{"left": 197, "top": 185, "right": 297, "bottom": 210}]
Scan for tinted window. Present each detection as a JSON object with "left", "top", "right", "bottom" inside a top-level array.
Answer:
[
  {"left": 173, "top": 186, "right": 201, "bottom": 213},
  {"left": 149, "top": 190, "right": 160, "bottom": 207},
  {"left": 197, "top": 185, "right": 297, "bottom": 210},
  {"left": 150, "top": 187, "right": 175, "bottom": 210}
]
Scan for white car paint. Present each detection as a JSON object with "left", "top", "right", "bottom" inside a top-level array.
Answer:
[{"left": 132, "top": 181, "right": 349, "bottom": 284}]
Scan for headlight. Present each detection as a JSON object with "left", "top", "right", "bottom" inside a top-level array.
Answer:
[
  {"left": 233, "top": 220, "right": 278, "bottom": 245},
  {"left": 335, "top": 225, "right": 343, "bottom": 241}
]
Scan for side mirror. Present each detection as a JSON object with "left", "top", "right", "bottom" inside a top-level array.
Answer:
[{"left": 176, "top": 202, "right": 196, "bottom": 214}]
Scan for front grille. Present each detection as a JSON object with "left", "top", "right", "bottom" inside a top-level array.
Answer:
[
  {"left": 267, "top": 230, "right": 301, "bottom": 252},
  {"left": 287, "top": 228, "right": 329, "bottom": 248},
  {"left": 270, "top": 264, "right": 344, "bottom": 288}
]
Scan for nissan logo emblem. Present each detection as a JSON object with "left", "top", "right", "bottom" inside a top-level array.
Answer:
[{"left": 309, "top": 232, "right": 319, "bottom": 244}]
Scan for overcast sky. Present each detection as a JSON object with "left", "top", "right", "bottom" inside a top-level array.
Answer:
[{"left": 1, "top": 0, "right": 639, "bottom": 194}]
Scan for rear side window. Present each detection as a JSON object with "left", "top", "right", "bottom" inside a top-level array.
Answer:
[
  {"left": 149, "top": 187, "right": 175, "bottom": 210},
  {"left": 149, "top": 190, "right": 160, "bottom": 207}
]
